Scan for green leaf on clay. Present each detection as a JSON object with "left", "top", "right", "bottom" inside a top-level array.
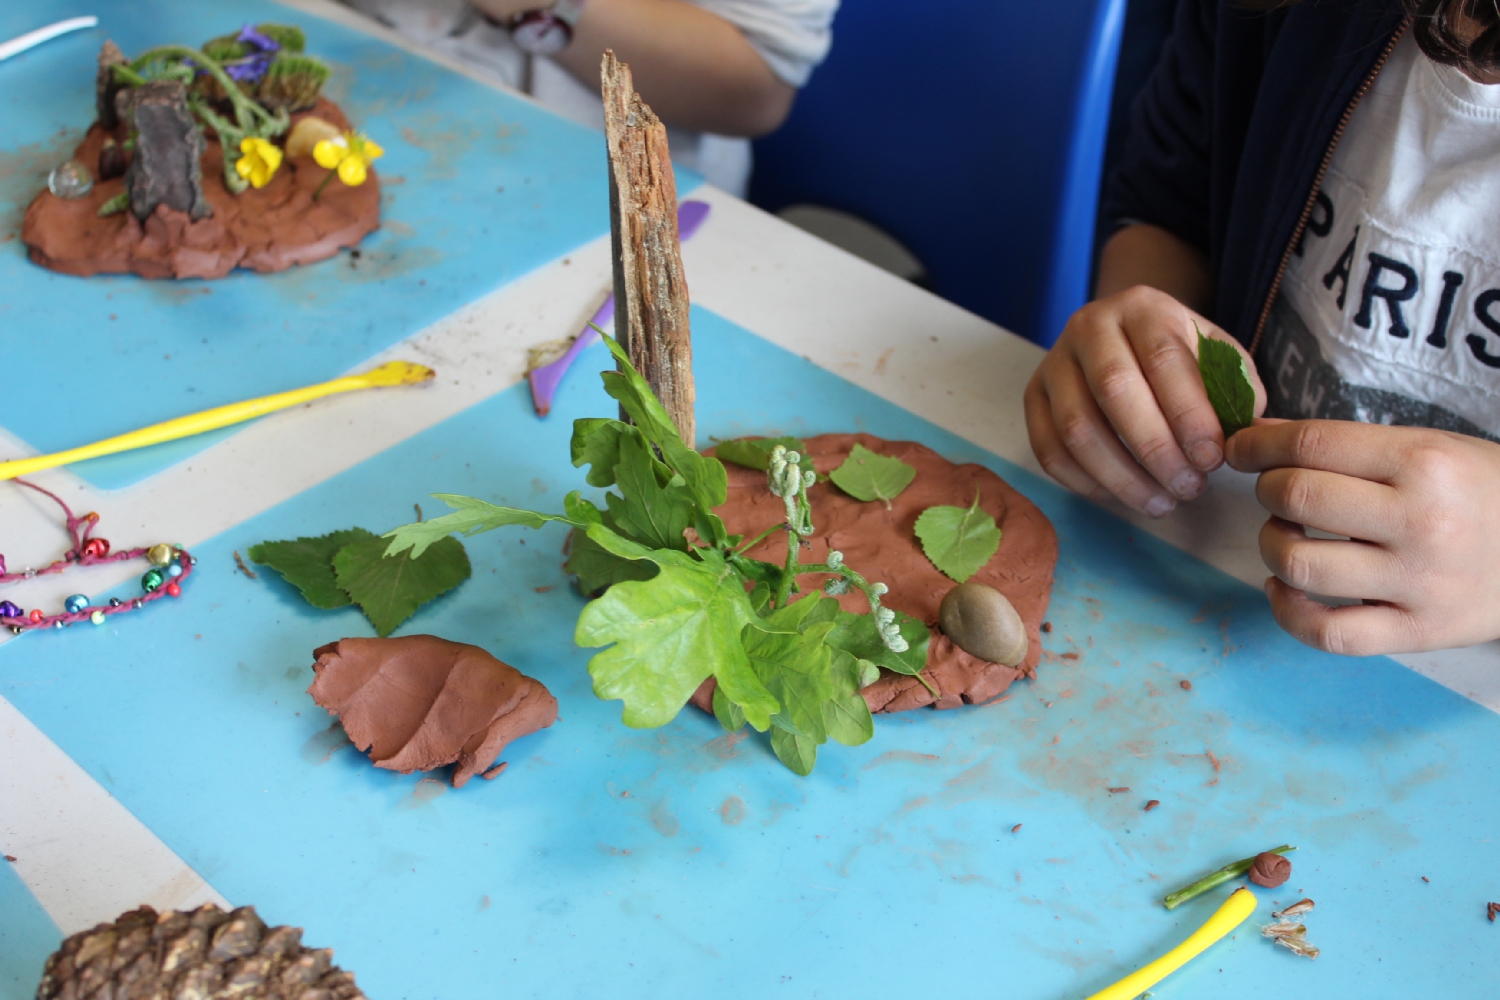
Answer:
[
  {"left": 743, "top": 619, "right": 836, "bottom": 742},
  {"left": 914, "top": 490, "right": 1002, "bottom": 583},
  {"left": 383, "top": 494, "right": 582, "bottom": 559},
  {"left": 1197, "top": 326, "right": 1256, "bottom": 437},
  {"left": 827, "top": 609, "right": 931, "bottom": 678},
  {"left": 828, "top": 444, "right": 916, "bottom": 506},
  {"left": 576, "top": 528, "right": 779, "bottom": 731},
  {"left": 770, "top": 726, "right": 817, "bottom": 776},
  {"left": 715, "top": 436, "right": 814, "bottom": 476},
  {"left": 332, "top": 534, "right": 472, "bottom": 638},
  {"left": 247, "top": 528, "right": 375, "bottom": 609}
]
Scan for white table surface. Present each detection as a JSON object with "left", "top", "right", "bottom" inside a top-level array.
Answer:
[{"left": 4, "top": 0, "right": 1498, "bottom": 940}]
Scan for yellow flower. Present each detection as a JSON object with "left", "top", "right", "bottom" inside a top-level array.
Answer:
[
  {"left": 313, "top": 131, "right": 384, "bottom": 187},
  {"left": 235, "top": 137, "right": 283, "bottom": 189}
]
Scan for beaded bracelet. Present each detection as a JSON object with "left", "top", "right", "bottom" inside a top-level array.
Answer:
[{"left": 0, "top": 478, "right": 193, "bottom": 634}]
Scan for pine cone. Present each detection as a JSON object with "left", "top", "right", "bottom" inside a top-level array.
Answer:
[{"left": 36, "top": 903, "right": 366, "bottom": 1000}]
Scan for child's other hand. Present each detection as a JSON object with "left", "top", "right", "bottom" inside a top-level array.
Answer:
[
  {"left": 1025, "top": 285, "right": 1265, "bottom": 518},
  {"left": 1228, "top": 420, "right": 1500, "bottom": 655}
]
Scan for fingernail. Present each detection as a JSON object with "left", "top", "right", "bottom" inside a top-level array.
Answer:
[
  {"left": 1188, "top": 440, "right": 1222, "bottom": 470},
  {"left": 1169, "top": 469, "right": 1204, "bottom": 500},
  {"left": 1144, "top": 495, "right": 1176, "bottom": 518}
]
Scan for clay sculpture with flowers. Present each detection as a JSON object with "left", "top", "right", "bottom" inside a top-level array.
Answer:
[
  {"left": 22, "top": 23, "right": 382, "bottom": 280},
  {"left": 377, "top": 53, "right": 1058, "bottom": 776}
]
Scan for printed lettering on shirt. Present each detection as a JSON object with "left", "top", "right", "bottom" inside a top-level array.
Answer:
[{"left": 1265, "top": 163, "right": 1500, "bottom": 438}]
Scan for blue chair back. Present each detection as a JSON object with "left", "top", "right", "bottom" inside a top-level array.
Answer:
[{"left": 749, "top": 0, "right": 1127, "bottom": 347}]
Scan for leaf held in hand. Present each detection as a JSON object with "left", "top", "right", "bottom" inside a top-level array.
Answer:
[
  {"left": 248, "top": 528, "right": 375, "bottom": 609},
  {"left": 914, "top": 490, "right": 1002, "bottom": 582},
  {"left": 333, "top": 534, "right": 472, "bottom": 637},
  {"left": 1197, "top": 327, "right": 1256, "bottom": 437},
  {"left": 828, "top": 444, "right": 916, "bottom": 506}
]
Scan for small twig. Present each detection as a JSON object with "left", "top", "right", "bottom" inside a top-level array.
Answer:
[
  {"left": 233, "top": 550, "right": 257, "bottom": 579},
  {"left": 415, "top": 503, "right": 424, "bottom": 523},
  {"left": 1163, "top": 845, "right": 1296, "bottom": 910}
]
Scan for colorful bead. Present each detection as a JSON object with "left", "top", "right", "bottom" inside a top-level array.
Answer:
[
  {"left": 147, "top": 544, "right": 174, "bottom": 567},
  {"left": 165, "top": 582, "right": 182, "bottom": 598},
  {"left": 109, "top": 597, "right": 122, "bottom": 607},
  {"left": 64, "top": 594, "right": 89, "bottom": 614},
  {"left": 167, "top": 563, "right": 183, "bottom": 578},
  {"left": 52, "top": 620, "right": 64, "bottom": 629},
  {"left": 28, "top": 609, "right": 42, "bottom": 623},
  {"left": 141, "top": 569, "right": 164, "bottom": 593},
  {"left": 131, "top": 599, "right": 142, "bottom": 610},
  {"left": 0, "top": 600, "right": 22, "bottom": 618},
  {"left": 81, "top": 538, "right": 110, "bottom": 559},
  {"left": 90, "top": 610, "right": 105, "bottom": 625},
  {"left": 8, "top": 626, "right": 19, "bottom": 635}
]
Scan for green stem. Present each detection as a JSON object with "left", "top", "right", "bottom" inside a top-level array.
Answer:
[
  {"left": 777, "top": 521, "right": 798, "bottom": 610},
  {"left": 1162, "top": 845, "right": 1296, "bottom": 910},
  {"left": 734, "top": 523, "right": 781, "bottom": 556},
  {"left": 312, "top": 168, "right": 338, "bottom": 202}
]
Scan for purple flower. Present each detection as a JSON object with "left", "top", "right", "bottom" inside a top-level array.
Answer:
[
  {"left": 236, "top": 23, "right": 281, "bottom": 54},
  {"left": 220, "top": 23, "right": 280, "bottom": 84}
]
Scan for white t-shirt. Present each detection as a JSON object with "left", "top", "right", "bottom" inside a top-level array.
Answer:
[
  {"left": 1259, "top": 34, "right": 1500, "bottom": 440},
  {"left": 340, "top": 0, "right": 838, "bottom": 196}
]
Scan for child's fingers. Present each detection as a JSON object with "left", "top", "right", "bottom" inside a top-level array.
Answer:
[
  {"left": 1264, "top": 577, "right": 1423, "bottom": 656},
  {"left": 1038, "top": 361, "right": 1178, "bottom": 517},
  {"left": 1226, "top": 419, "right": 1404, "bottom": 481},
  {"left": 1254, "top": 467, "right": 1400, "bottom": 544},
  {"left": 1120, "top": 301, "right": 1228, "bottom": 473},
  {"left": 1073, "top": 329, "right": 1205, "bottom": 500},
  {"left": 1258, "top": 517, "right": 1399, "bottom": 601},
  {"left": 1024, "top": 375, "right": 1105, "bottom": 501}
]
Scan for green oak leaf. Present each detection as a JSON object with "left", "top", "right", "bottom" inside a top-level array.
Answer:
[
  {"left": 914, "top": 489, "right": 1002, "bottom": 583},
  {"left": 247, "top": 528, "right": 374, "bottom": 609},
  {"left": 604, "top": 431, "right": 694, "bottom": 551},
  {"left": 564, "top": 524, "right": 657, "bottom": 598},
  {"left": 332, "top": 534, "right": 472, "bottom": 637},
  {"left": 383, "top": 494, "right": 581, "bottom": 559},
  {"left": 827, "top": 608, "right": 931, "bottom": 678},
  {"left": 576, "top": 528, "right": 779, "bottom": 730},
  {"left": 742, "top": 619, "right": 836, "bottom": 742},
  {"left": 571, "top": 417, "right": 632, "bottom": 488},
  {"left": 1197, "top": 326, "right": 1256, "bottom": 437},
  {"left": 715, "top": 436, "right": 814, "bottom": 476},
  {"left": 828, "top": 443, "right": 916, "bottom": 506},
  {"left": 770, "top": 727, "right": 817, "bottom": 776},
  {"left": 713, "top": 683, "right": 746, "bottom": 732},
  {"left": 823, "top": 648, "right": 875, "bottom": 747}
]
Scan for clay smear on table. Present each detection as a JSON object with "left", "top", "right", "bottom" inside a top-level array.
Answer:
[
  {"left": 309, "top": 636, "right": 557, "bottom": 788},
  {"left": 22, "top": 98, "right": 378, "bottom": 280},
  {"left": 699, "top": 433, "right": 1058, "bottom": 714}
]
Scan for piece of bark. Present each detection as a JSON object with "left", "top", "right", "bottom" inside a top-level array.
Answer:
[
  {"left": 600, "top": 51, "right": 695, "bottom": 446},
  {"left": 96, "top": 40, "right": 128, "bottom": 131},
  {"left": 309, "top": 636, "right": 558, "bottom": 788},
  {"left": 123, "top": 81, "right": 212, "bottom": 222}
]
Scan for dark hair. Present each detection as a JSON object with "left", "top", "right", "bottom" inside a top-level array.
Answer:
[{"left": 1236, "top": 1, "right": 1500, "bottom": 74}]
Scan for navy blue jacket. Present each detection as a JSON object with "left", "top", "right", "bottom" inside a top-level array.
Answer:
[{"left": 1101, "top": 0, "right": 1408, "bottom": 348}]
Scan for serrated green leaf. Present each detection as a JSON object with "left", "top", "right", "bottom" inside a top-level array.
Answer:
[
  {"left": 571, "top": 418, "right": 630, "bottom": 488},
  {"left": 563, "top": 524, "right": 658, "bottom": 598},
  {"left": 715, "top": 436, "right": 814, "bottom": 476},
  {"left": 742, "top": 620, "right": 836, "bottom": 741},
  {"left": 914, "top": 490, "right": 1002, "bottom": 583},
  {"left": 712, "top": 682, "right": 747, "bottom": 732},
  {"left": 827, "top": 609, "right": 931, "bottom": 678},
  {"left": 383, "top": 495, "right": 579, "bottom": 559},
  {"left": 1197, "top": 327, "right": 1256, "bottom": 437},
  {"left": 576, "top": 535, "right": 779, "bottom": 730},
  {"left": 828, "top": 444, "right": 916, "bottom": 506},
  {"left": 247, "top": 528, "right": 374, "bottom": 609},
  {"left": 604, "top": 432, "right": 694, "bottom": 551},
  {"left": 770, "top": 727, "right": 817, "bottom": 776},
  {"left": 333, "top": 534, "right": 472, "bottom": 637}
]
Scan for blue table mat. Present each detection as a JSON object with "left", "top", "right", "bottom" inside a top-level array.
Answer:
[
  {"left": 0, "top": 0, "right": 694, "bottom": 489},
  {"left": 1, "top": 308, "right": 1497, "bottom": 998},
  {"left": 0, "top": 861, "right": 60, "bottom": 1000}
]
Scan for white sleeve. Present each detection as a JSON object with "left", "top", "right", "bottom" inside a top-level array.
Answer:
[{"left": 689, "top": 0, "right": 840, "bottom": 88}]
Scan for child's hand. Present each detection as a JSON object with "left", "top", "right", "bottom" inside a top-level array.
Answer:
[
  {"left": 1025, "top": 286, "right": 1265, "bottom": 517},
  {"left": 1228, "top": 420, "right": 1500, "bottom": 655}
]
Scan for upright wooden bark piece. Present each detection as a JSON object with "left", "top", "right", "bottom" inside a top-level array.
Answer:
[
  {"left": 123, "top": 81, "right": 212, "bottom": 222},
  {"left": 601, "top": 51, "right": 695, "bottom": 446}
]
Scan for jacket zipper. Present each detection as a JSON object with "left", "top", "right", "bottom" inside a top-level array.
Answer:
[{"left": 1249, "top": 17, "right": 1411, "bottom": 354}]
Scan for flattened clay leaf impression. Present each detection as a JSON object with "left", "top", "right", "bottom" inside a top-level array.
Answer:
[{"left": 309, "top": 636, "right": 558, "bottom": 787}]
